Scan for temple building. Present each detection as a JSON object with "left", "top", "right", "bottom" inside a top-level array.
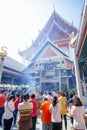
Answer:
[{"left": 19, "top": 10, "right": 78, "bottom": 93}]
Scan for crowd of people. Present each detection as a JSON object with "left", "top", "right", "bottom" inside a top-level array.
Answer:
[{"left": 0, "top": 89, "right": 86, "bottom": 130}]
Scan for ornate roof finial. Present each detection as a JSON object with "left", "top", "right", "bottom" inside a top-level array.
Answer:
[
  {"left": 31, "top": 38, "right": 34, "bottom": 44},
  {"left": 71, "top": 21, "right": 74, "bottom": 26},
  {"left": 53, "top": 4, "right": 56, "bottom": 20},
  {"left": 53, "top": 4, "right": 55, "bottom": 12},
  {"left": 38, "top": 29, "right": 41, "bottom": 33},
  {"left": 26, "top": 45, "right": 29, "bottom": 49}
]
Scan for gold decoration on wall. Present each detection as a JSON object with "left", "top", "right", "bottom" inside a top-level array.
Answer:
[
  {"left": 0, "top": 46, "right": 7, "bottom": 57},
  {"left": 70, "top": 32, "right": 78, "bottom": 48}
]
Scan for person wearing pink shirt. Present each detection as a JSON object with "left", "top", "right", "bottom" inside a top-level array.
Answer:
[
  {"left": 70, "top": 96, "right": 86, "bottom": 130},
  {"left": 30, "top": 93, "right": 38, "bottom": 130}
]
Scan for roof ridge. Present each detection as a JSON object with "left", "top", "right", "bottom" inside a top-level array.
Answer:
[{"left": 53, "top": 10, "right": 78, "bottom": 30}]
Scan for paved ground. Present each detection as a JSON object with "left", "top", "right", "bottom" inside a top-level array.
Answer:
[
  {"left": 36, "top": 115, "right": 72, "bottom": 130},
  {"left": 0, "top": 116, "right": 72, "bottom": 130},
  {"left": 0, "top": 116, "right": 87, "bottom": 130}
]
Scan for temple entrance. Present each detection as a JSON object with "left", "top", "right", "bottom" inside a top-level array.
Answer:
[{"left": 41, "top": 82, "right": 59, "bottom": 94}]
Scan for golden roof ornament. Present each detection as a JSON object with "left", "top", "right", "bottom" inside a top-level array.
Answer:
[
  {"left": 70, "top": 32, "right": 78, "bottom": 48},
  {"left": 0, "top": 46, "right": 7, "bottom": 57}
]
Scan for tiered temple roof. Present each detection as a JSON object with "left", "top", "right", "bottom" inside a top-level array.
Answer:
[{"left": 18, "top": 10, "right": 78, "bottom": 61}]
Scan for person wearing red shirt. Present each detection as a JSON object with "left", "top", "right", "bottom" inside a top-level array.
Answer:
[
  {"left": 0, "top": 90, "right": 6, "bottom": 126},
  {"left": 29, "top": 93, "right": 38, "bottom": 130},
  {"left": 13, "top": 94, "right": 20, "bottom": 125}
]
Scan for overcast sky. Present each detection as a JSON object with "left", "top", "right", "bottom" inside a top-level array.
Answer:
[{"left": 0, "top": 0, "right": 83, "bottom": 63}]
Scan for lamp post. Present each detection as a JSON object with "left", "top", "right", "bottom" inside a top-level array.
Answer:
[
  {"left": 0, "top": 57, "right": 5, "bottom": 83},
  {"left": 0, "top": 46, "right": 7, "bottom": 84},
  {"left": 59, "top": 69, "right": 61, "bottom": 92}
]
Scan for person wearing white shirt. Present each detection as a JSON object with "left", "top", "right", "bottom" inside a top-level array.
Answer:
[
  {"left": 3, "top": 95, "right": 15, "bottom": 130},
  {"left": 70, "top": 96, "right": 86, "bottom": 130},
  {"left": 49, "top": 96, "right": 62, "bottom": 130}
]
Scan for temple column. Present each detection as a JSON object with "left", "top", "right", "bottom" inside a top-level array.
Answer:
[
  {"left": 59, "top": 70, "right": 61, "bottom": 92},
  {"left": 74, "top": 55, "right": 83, "bottom": 102},
  {"left": 66, "top": 77, "right": 69, "bottom": 90},
  {"left": 39, "top": 70, "right": 42, "bottom": 94},
  {"left": 70, "top": 32, "right": 83, "bottom": 102},
  {"left": 82, "top": 72, "right": 85, "bottom": 92},
  {"left": 11, "top": 77, "right": 14, "bottom": 90}
]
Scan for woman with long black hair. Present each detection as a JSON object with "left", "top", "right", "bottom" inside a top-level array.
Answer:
[
  {"left": 49, "top": 96, "right": 62, "bottom": 130},
  {"left": 3, "top": 95, "right": 15, "bottom": 130},
  {"left": 70, "top": 96, "right": 86, "bottom": 130}
]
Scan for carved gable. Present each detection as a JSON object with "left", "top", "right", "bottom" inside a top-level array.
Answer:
[{"left": 41, "top": 47, "right": 58, "bottom": 58}]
